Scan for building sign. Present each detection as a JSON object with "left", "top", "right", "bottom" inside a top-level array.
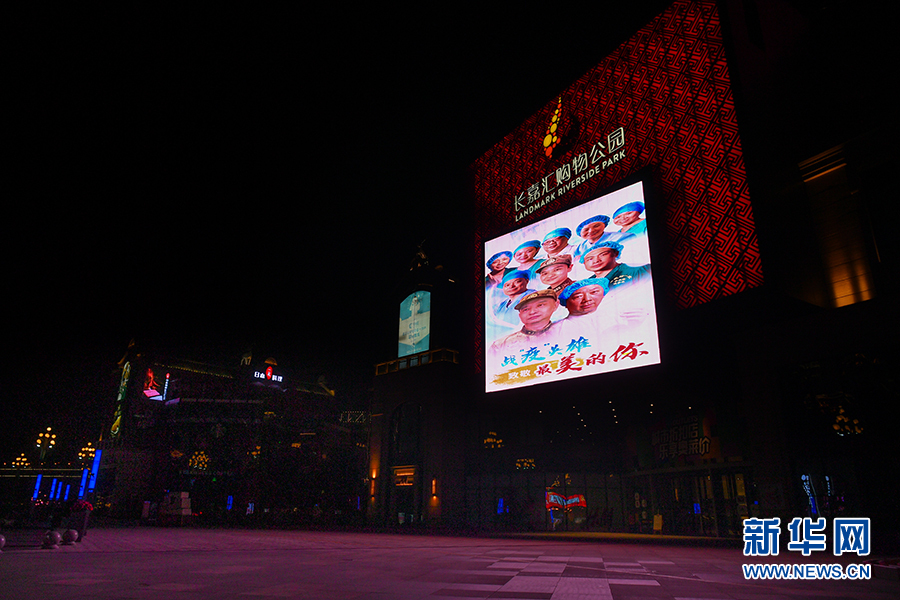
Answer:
[
  {"left": 651, "top": 415, "right": 713, "bottom": 462},
  {"left": 514, "top": 127, "right": 627, "bottom": 221},
  {"left": 143, "top": 368, "right": 169, "bottom": 401},
  {"left": 471, "top": 0, "right": 763, "bottom": 372},
  {"left": 253, "top": 366, "right": 283, "bottom": 383},
  {"left": 546, "top": 492, "right": 587, "bottom": 510},
  {"left": 398, "top": 290, "right": 431, "bottom": 358},
  {"left": 249, "top": 362, "right": 286, "bottom": 390},
  {"left": 393, "top": 467, "right": 415, "bottom": 487},
  {"left": 485, "top": 182, "right": 660, "bottom": 392}
]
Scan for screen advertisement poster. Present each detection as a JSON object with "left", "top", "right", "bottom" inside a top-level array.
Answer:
[
  {"left": 484, "top": 181, "right": 660, "bottom": 392},
  {"left": 399, "top": 290, "right": 431, "bottom": 358}
]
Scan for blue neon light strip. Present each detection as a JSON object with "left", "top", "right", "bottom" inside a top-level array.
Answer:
[
  {"left": 78, "top": 468, "right": 89, "bottom": 499},
  {"left": 64, "top": 484, "right": 71, "bottom": 501},
  {"left": 88, "top": 449, "right": 102, "bottom": 491},
  {"left": 33, "top": 474, "right": 43, "bottom": 500}
]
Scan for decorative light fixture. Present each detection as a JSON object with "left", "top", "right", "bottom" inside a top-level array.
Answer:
[
  {"left": 189, "top": 451, "right": 210, "bottom": 470},
  {"left": 78, "top": 442, "right": 96, "bottom": 464},
  {"left": 36, "top": 427, "right": 57, "bottom": 462}
]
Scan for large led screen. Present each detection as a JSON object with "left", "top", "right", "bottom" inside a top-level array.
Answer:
[
  {"left": 399, "top": 290, "right": 431, "bottom": 357},
  {"left": 485, "top": 181, "right": 659, "bottom": 392}
]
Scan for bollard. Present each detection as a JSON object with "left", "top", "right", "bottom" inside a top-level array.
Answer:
[
  {"left": 62, "top": 529, "right": 79, "bottom": 545},
  {"left": 42, "top": 530, "right": 61, "bottom": 549}
]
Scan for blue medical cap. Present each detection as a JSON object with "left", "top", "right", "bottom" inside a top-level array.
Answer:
[
  {"left": 613, "top": 201, "right": 645, "bottom": 218},
  {"left": 576, "top": 215, "right": 610, "bottom": 237},
  {"left": 580, "top": 240, "right": 624, "bottom": 263},
  {"left": 558, "top": 279, "right": 609, "bottom": 307},
  {"left": 486, "top": 251, "right": 512, "bottom": 269},
  {"left": 502, "top": 270, "right": 531, "bottom": 284},
  {"left": 513, "top": 240, "right": 541, "bottom": 254},
  {"left": 542, "top": 227, "right": 572, "bottom": 242}
]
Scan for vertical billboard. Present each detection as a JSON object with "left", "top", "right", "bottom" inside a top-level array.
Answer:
[
  {"left": 110, "top": 361, "right": 130, "bottom": 437},
  {"left": 471, "top": 0, "right": 762, "bottom": 373},
  {"left": 399, "top": 290, "right": 431, "bottom": 357},
  {"left": 485, "top": 182, "right": 659, "bottom": 392}
]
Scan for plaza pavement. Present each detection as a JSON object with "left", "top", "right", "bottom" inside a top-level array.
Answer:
[{"left": 1, "top": 527, "right": 897, "bottom": 599}]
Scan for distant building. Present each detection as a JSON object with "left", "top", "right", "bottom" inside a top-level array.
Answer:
[{"left": 98, "top": 342, "right": 367, "bottom": 524}]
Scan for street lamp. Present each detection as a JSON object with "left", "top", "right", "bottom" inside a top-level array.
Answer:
[
  {"left": 12, "top": 453, "right": 30, "bottom": 468},
  {"left": 78, "top": 442, "right": 96, "bottom": 465},
  {"left": 36, "top": 427, "right": 57, "bottom": 462}
]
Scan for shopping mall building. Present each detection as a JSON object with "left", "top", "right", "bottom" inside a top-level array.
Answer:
[{"left": 366, "top": 0, "right": 898, "bottom": 546}]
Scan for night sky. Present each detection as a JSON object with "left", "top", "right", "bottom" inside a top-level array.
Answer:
[{"left": 6, "top": 4, "right": 676, "bottom": 462}]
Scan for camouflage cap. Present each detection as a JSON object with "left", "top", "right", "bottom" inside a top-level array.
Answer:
[
  {"left": 514, "top": 289, "right": 559, "bottom": 310},
  {"left": 535, "top": 254, "right": 573, "bottom": 272}
]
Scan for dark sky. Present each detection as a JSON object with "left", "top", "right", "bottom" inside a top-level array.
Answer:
[{"left": 6, "top": 4, "right": 672, "bottom": 460}]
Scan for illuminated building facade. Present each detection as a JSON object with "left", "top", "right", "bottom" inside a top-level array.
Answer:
[
  {"left": 368, "top": 0, "right": 898, "bottom": 545},
  {"left": 98, "top": 341, "right": 366, "bottom": 523}
]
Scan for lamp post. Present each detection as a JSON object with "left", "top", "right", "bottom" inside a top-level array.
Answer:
[
  {"left": 36, "top": 427, "right": 57, "bottom": 463},
  {"left": 78, "top": 442, "right": 96, "bottom": 465}
]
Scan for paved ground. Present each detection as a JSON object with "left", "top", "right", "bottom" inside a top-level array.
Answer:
[{"left": 1, "top": 528, "right": 896, "bottom": 599}]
